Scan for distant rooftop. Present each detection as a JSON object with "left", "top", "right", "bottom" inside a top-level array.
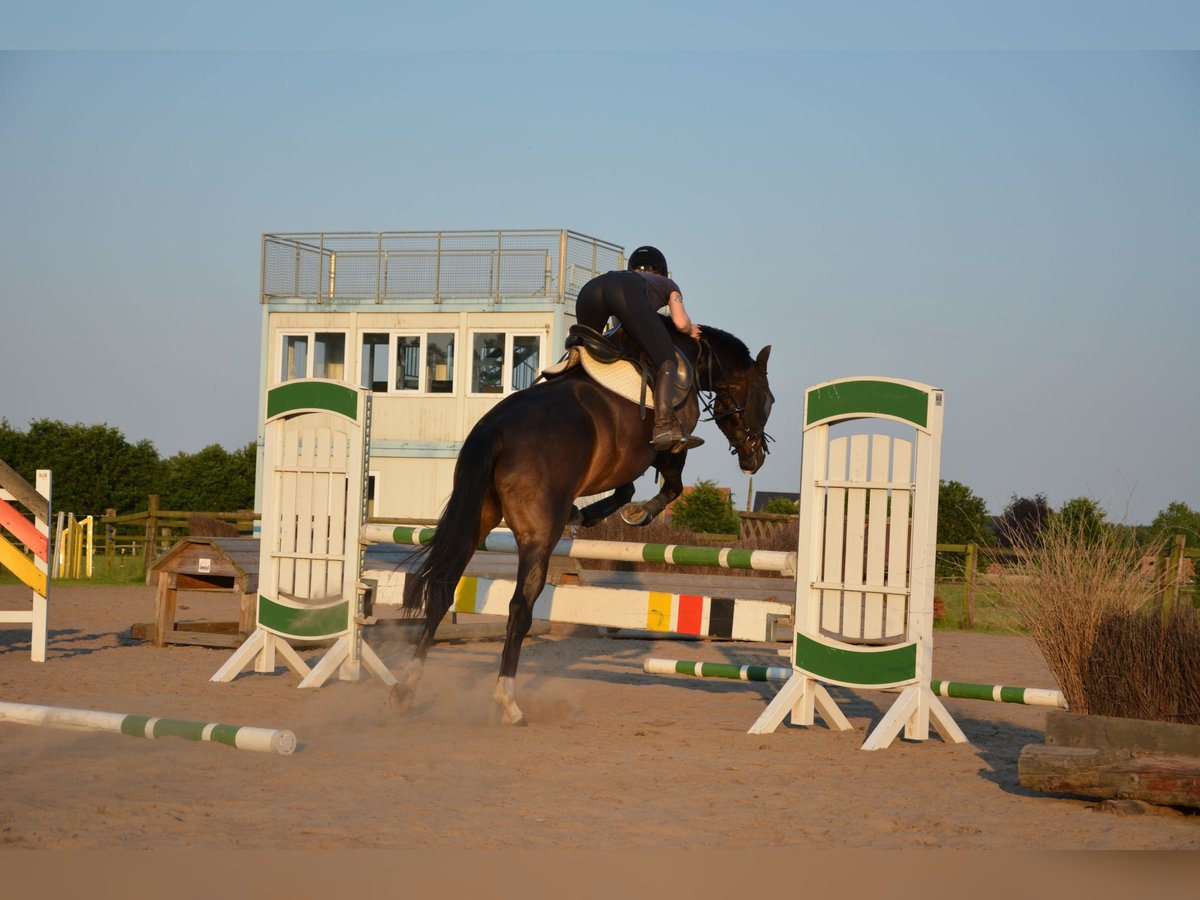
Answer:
[{"left": 261, "top": 229, "right": 624, "bottom": 305}]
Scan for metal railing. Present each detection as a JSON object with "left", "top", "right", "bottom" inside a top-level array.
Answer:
[{"left": 261, "top": 229, "right": 624, "bottom": 305}]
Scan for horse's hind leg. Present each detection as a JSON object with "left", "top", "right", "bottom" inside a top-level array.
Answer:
[
  {"left": 389, "top": 494, "right": 503, "bottom": 716},
  {"left": 493, "top": 534, "right": 559, "bottom": 726},
  {"left": 387, "top": 580, "right": 455, "bottom": 715}
]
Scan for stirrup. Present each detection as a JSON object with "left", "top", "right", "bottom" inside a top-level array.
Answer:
[{"left": 651, "top": 423, "right": 683, "bottom": 451}]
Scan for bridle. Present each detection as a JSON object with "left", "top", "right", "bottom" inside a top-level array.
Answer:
[{"left": 695, "top": 338, "right": 774, "bottom": 462}]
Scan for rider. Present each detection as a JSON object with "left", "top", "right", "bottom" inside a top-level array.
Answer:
[{"left": 574, "top": 245, "right": 702, "bottom": 452}]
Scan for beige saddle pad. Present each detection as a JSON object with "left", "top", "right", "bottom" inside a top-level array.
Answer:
[{"left": 542, "top": 347, "right": 689, "bottom": 410}]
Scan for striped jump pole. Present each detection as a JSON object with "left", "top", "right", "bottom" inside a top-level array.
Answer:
[
  {"left": 644, "top": 657, "right": 793, "bottom": 683},
  {"left": 643, "top": 659, "right": 1068, "bottom": 710},
  {"left": 0, "top": 700, "right": 297, "bottom": 755},
  {"left": 365, "top": 524, "right": 797, "bottom": 576}
]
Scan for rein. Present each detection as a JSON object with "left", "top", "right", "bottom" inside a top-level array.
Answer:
[{"left": 695, "top": 337, "right": 773, "bottom": 459}]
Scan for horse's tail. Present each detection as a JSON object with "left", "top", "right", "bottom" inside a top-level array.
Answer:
[{"left": 401, "top": 424, "right": 501, "bottom": 615}]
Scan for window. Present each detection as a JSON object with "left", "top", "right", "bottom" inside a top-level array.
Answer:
[
  {"left": 361, "top": 334, "right": 389, "bottom": 392},
  {"left": 511, "top": 335, "right": 541, "bottom": 391},
  {"left": 470, "top": 331, "right": 544, "bottom": 395},
  {"left": 472, "top": 333, "right": 505, "bottom": 394},
  {"left": 279, "top": 332, "right": 346, "bottom": 382},
  {"left": 426, "top": 332, "right": 455, "bottom": 394},
  {"left": 360, "top": 331, "right": 456, "bottom": 394}
]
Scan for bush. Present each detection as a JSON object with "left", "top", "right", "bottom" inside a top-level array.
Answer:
[
  {"left": 996, "top": 515, "right": 1184, "bottom": 719},
  {"left": 669, "top": 480, "right": 740, "bottom": 536}
]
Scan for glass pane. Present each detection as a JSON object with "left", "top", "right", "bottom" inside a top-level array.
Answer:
[
  {"left": 426, "top": 333, "right": 455, "bottom": 394},
  {"left": 511, "top": 335, "right": 541, "bottom": 391},
  {"left": 472, "top": 333, "right": 504, "bottom": 394},
  {"left": 314, "top": 332, "right": 345, "bottom": 379},
  {"left": 282, "top": 335, "right": 308, "bottom": 381},
  {"left": 361, "top": 333, "right": 389, "bottom": 391},
  {"left": 395, "top": 335, "right": 421, "bottom": 391}
]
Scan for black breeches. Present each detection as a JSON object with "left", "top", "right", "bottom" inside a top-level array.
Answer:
[{"left": 576, "top": 271, "right": 676, "bottom": 369}]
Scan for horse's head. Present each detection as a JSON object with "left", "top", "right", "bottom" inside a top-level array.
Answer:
[{"left": 698, "top": 329, "right": 774, "bottom": 474}]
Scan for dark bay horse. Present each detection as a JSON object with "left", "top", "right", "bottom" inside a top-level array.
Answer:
[{"left": 390, "top": 325, "right": 773, "bottom": 724}]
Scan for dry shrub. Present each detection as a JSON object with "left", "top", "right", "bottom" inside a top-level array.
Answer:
[
  {"left": 1087, "top": 607, "right": 1200, "bottom": 725},
  {"left": 997, "top": 518, "right": 1163, "bottom": 715}
]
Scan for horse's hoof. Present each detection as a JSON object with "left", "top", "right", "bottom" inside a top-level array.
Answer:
[
  {"left": 387, "top": 684, "right": 414, "bottom": 716},
  {"left": 620, "top": 503, "right": 649, "bottom": 526},
  {"left": 567, "top": 507, "right": 584, "bottom": 527},
  {"left": 512, "top": 717, "right": 528, "bottom": 727}
]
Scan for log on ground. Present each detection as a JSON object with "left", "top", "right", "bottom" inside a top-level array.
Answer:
[{"left": 1018, "top": 744, "right": 1200, "bottom": 810}]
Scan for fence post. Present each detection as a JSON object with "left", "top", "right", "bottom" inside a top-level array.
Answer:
[
  {"left": 142, "top": 494, "right": 160, "bottom": 573},
  {"left": 961, "top": 542, "right": 978, "bottom": 630},
  {"left": 104, "top": 508, "right": 116, "bottom": 573},
  {"left": 1163, "top": 534, "right": 1186, "bottom": 618}
]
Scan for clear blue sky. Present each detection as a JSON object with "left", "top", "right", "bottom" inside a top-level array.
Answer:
[{"left": 2, "top": 6, "right": 1198, "bottom": 524}]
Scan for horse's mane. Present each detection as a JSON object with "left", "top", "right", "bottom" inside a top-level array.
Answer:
[{"left": 698, "top": 325, "right": 753, "bottom": 365}]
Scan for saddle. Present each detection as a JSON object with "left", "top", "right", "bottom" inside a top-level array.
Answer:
[{"left": 541, "top": 324, "right": 694, "bottom": 413}]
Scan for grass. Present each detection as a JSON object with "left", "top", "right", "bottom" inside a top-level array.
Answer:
[{"left": 0, "top": 553, "right": 146, "bottom": 587}]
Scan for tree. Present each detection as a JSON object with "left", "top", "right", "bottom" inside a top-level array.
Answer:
[
  {"left": 762, "top": 496, "right": 798, "bottom": 515},
  {"left": 160, "top": 442, "right": 256, "bottom": 512},
  {"left": 937, "top": 480, "right": 995, "bottom": 546},
  {"left": 1148, "top": 501, "right": 1200, "bottom": 547},
  {"left": 997, "top": 493, "right": 1053, "bottom": 548},
  {"left": 670, "top": 480, "right": 740, "bottom": 535},
  {"left": 0, "top": 418, "right": 162, "bottom": 514},
  {"left": 1057, "top": 497, "right": 1108, "bottom": 544}
]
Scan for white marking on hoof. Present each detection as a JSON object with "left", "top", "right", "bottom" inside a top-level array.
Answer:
[{"left": 493, "top": 676, "right": 526, "bottom": 726}]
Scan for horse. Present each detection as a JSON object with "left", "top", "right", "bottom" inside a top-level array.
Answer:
[{"left": 389, "top": 324, "right": 774, "bottom": 725}]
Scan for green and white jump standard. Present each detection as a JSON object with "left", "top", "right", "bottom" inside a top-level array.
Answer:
[
  {"left": 212, "top": 379, "right": 395, "bottom": 689},
  {"left": 748, "top": 377, "right": 966, "bottom": 750}
]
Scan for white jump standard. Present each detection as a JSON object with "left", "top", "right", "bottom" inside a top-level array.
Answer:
[
  {"left": 212, "top": 379, "right": 395, "bottom": 689},
  {"left": 748, "top": 377, "right": 967, "bottom": 750}
]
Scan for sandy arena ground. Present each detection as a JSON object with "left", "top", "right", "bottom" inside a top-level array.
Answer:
[{"left": 0, "top": 583, "right": 1197, "bottom": 851}]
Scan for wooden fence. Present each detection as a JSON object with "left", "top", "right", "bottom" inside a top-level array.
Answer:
[
  {"left": 100, "top": 495, "right": 255, "bottom": 577},
  {"left": 938, "top": 537, "right": 1197, "bottom": 628}
]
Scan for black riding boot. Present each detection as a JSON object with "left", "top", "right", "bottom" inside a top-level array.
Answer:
[{"left": 651, "top": 360, "right": 701, "bottom": 452}]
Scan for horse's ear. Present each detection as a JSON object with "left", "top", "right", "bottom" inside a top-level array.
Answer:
[{"left": 756, "top": 345, "right": 771, "bottom": 372}]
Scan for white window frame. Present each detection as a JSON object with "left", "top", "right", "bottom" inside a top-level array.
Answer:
[
  {"left": 277, "top": 331, "right": 349, "bottom": 383},
  {"left": 359, "top": 330, "right": 458, "bottom": 396},
  {"left": 467, "top": 330, "right": 546, "bottom": 397}
]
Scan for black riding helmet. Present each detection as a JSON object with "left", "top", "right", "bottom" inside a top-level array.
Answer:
[{"left": 628, "top": 245, "right": 669, "bottom": 277}]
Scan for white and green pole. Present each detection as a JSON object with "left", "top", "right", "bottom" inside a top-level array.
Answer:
[{"left": 0, "top": 700, "right": 297, "bottom": 755}]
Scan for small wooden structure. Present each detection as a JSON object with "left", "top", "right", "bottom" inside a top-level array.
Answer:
[{"left": 146, "top": 537, "right": 258, "bottom": 648}]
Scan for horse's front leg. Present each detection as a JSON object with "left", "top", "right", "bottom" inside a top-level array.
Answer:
[
  {"left": 568, "top": 482, "right": 636, "bottom": 528},
  {"left": 620, "top": 453, "right": 687, "bottom": 526}
]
